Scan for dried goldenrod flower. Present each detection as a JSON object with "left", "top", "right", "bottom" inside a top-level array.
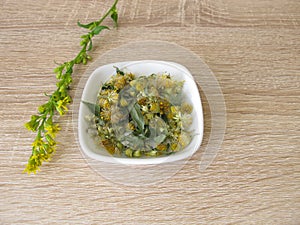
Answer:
[
  {"left": 133, "top": 150, "right": 141, "bottom": 157},
  {"left": 114, "top": 76, "right": 126, "bottom": 90},
  {"left": 178, "top": 131, "right": 191, "bottom": 148},
  {"left": 125, "top": 148, "right": 133, "bottom": 157},
  {"left": 125, "top": 73, "right": 135, "bottom": 81},
  {"left": 159, "top": 99, "right": 170, "bottom": 113},
  {"left": 107, "top": 91, "right": 119, "bottom": 104},
  {"left": 170, "top": 105, "right": 179, "bottom": 114},
  {"left": 135, "top": 82, "right": 144, "bottom": 92},
  {"left": 156, "top": 143, "right": 168, "bottom": 151},
  {"left": 181, "top": 102, "right": 193, "bottom": 114},
  {"left": 100, "top": 108, "right": 111, "bottom": 121},
  {"left": 99, "top": 98, "right": 109, "bottom": 108},
  {"left": 102, "top": 139, "right": 115, "bottom": 155},
  {"left": 138, "top": 97, "right": 147, "bottom": 106},
  {"left": 149, "top": 102, "right": 160, "bottom": 113},
  {"left": 170, "top": 143, "right": 178, "bottom": 151},
  {"left": 127, "top": 122, "right": 135, "bottom": 131}
]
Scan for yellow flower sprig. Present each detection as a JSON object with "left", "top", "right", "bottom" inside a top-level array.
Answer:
[{"left": 24, "top": 0, "right": 119, "bottom": 174}]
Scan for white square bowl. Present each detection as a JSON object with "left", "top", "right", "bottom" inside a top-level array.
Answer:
[{"left": 78, "top": 60, "right": 203, "bottom": 164}]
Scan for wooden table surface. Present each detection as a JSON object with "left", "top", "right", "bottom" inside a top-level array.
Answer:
[{"left": 1, "top": 0, "right": 299, "bottom": 224}]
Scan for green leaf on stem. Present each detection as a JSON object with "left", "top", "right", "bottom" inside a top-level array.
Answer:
[
  {"left": 92, "top": 25, "right": 110, "bottom": 35},
  {"left": 110, "top": 5, "right": 118, "bottom": 27},
  {"left": 77, "top": 21, "right": 94, "bottom": 29}
]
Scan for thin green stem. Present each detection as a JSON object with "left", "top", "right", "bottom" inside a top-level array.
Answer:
[{"left": 97, "top": 0, "right": 119, "bottom": 25}]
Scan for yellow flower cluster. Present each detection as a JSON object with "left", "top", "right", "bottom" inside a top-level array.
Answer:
[
  {"left": 24, "top": 119, "right": 60, "bottom": 174},
  {"left": 24, "top": 136, "right": 56, "bottom": 174},
  {"left": 55, "top": 96, "right": 71, "bottom": 116}
]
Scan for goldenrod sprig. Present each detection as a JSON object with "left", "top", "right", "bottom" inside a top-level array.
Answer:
[{"left": 24, "top": 0, "right": 119, "bottom": 174}]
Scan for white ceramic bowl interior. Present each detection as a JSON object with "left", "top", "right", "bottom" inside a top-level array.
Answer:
[{"left": 78, "top": 60, "right": 203, "bottom": 164}]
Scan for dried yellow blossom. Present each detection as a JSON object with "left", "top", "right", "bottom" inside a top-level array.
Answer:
[
  {"left": 135, "top": 82, "right": 144, "bottom": 92},
  {"left": 100, "top": 108, "right": 111, "bottom": 121},
  {"left": 181, "top": 102, "right": 193, "bottom": 114},
  {"left": 102, "top": 139, "right": 115, "bottom": 155},
  {"left": 99, "top": 98, "right": 109, "bottom": 108},
  {"left": 149, "top": 102, "right": 160, "bottom": 113},
  {"left": 170, "top": 143, "right": 178, "bottom": 151},
  {"left": 127, "top": 122, "right": 135, "bottom": 130},
  {"left": 114, "top": 76, "right": 126, "bottom": 90},
  {"left": 156, "top": 143, "right": 168, "bottom": 151},
  {"left": 178, "top": 131, "right": 191, "bottom": 148}
]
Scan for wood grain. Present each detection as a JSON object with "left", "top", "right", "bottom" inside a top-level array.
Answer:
[{"left": 0, "top": 0, "right": 299, "bottom": 224}]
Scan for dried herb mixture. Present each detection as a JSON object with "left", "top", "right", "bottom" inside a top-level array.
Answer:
[{"left": 84, "top": 68, "right": 194, "bottom": 158}]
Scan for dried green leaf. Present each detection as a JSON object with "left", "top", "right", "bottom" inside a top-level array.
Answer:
[
  {"left": 129, "top": 103, "right": 145, "bottom": 133},
  {"left": 114, "top": 66, "right": 125, "bottom": 75},
  {"left": 82, "top": 101, "right": 101, "bottom": 117}
]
